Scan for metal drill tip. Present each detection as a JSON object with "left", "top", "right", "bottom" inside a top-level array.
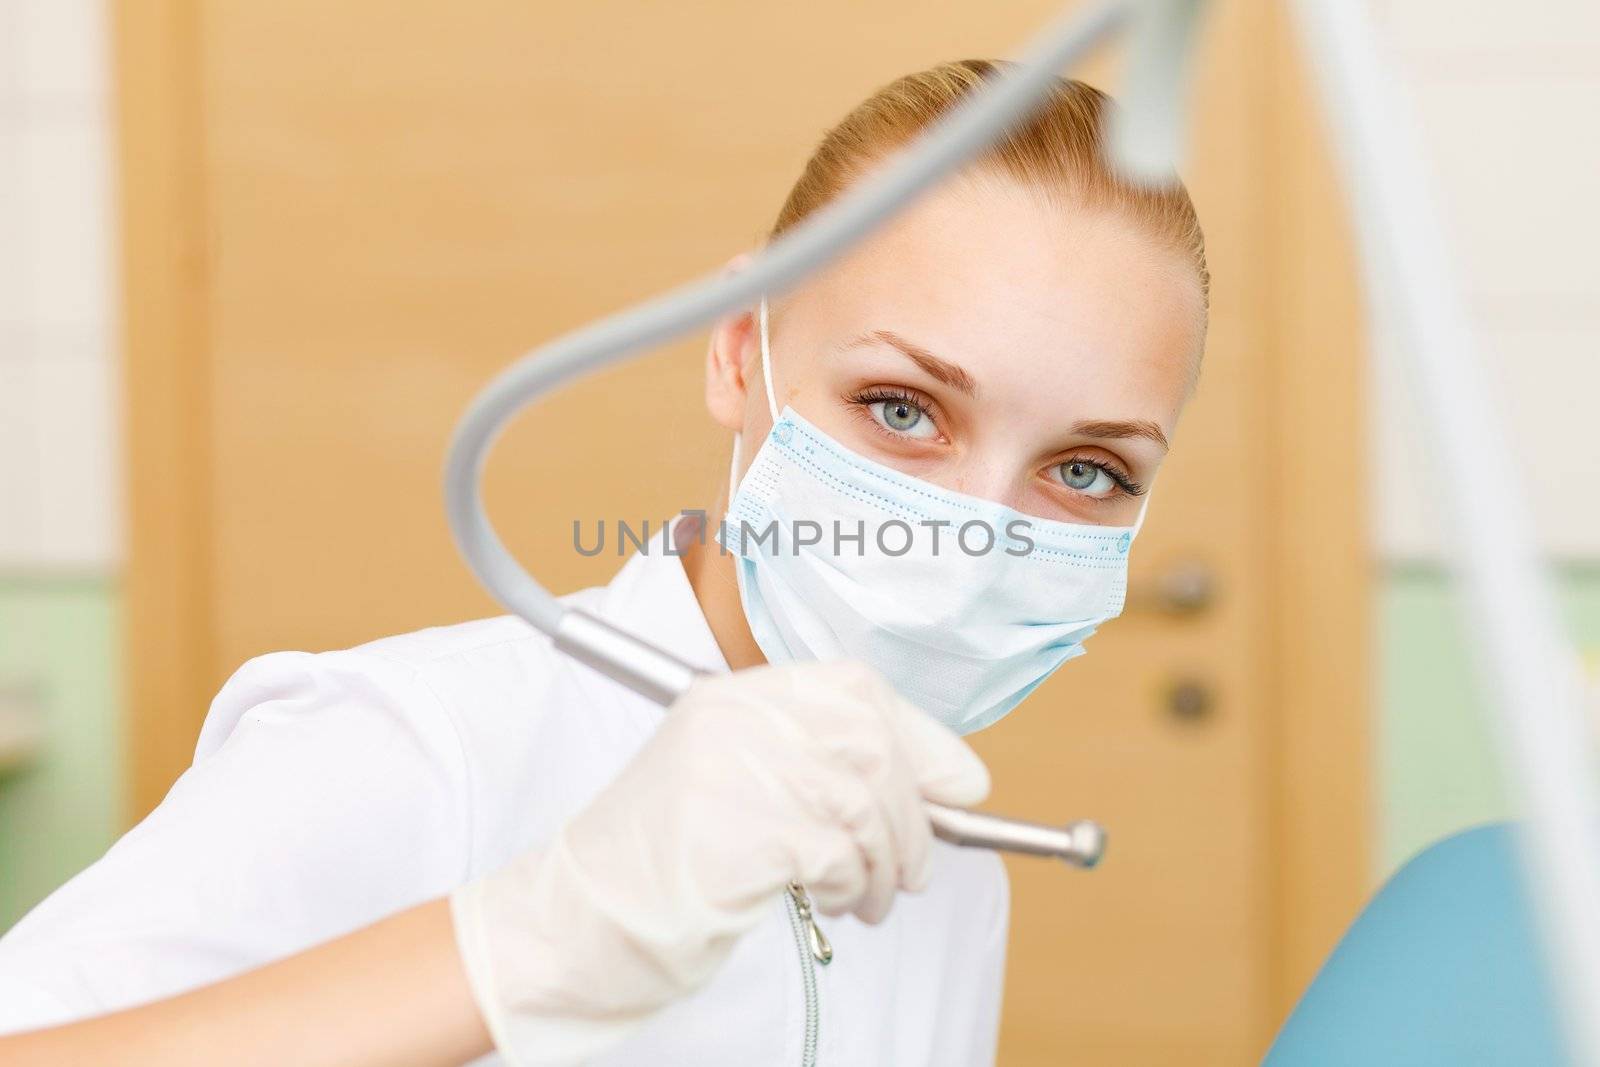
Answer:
[{"left": 1062, "top": 819, "right": 1108, "bottom": 869}]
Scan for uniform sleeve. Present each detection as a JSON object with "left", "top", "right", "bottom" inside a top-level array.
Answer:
[{"left": 0, "top": 649, "right": 472, "bottom": 1035}]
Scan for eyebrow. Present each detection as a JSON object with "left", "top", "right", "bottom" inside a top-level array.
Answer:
[
  {"left": 1071, "top": 419, "right": 1169, "bottom": 451},
  {"left": 844, "top": 330, "right": 979, "bottom": 397}
]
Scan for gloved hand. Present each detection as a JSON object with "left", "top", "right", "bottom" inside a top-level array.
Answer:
[{"left": 449, "top": 660, "right": 990, "bottom": 1067}]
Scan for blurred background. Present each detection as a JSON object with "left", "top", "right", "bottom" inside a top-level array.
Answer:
[{"left": 0, "top": 1, "right": 1596, "bottom": 1063}]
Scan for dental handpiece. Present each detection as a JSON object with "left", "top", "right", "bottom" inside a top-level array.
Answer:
[{"left": 553, "top": 607, "right": 1108, "bottom": 869}]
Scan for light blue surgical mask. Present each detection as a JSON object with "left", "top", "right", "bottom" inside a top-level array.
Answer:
[{"left": 721, "top": 299, "right": 1148, "bottom": 734}]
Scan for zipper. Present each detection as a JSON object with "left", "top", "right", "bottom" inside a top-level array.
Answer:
[{"left": 784, "top": 880, "right": 831, "bottom": 1067}]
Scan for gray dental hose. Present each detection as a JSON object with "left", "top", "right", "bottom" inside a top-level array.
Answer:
[{"left": 444, "top": 0, "right": 1198, "bottom": 869}]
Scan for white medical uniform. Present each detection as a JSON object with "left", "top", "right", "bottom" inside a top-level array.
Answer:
[{"left": 0, "top": 526, "right": 1008, "bottom": 1065}]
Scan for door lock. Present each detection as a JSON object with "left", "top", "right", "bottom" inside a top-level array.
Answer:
[{"left": 1164, "top": 677, "right": 1215, "bottom": 724}]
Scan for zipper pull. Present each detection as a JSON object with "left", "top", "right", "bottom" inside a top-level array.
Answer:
[{"left": 787, "top": 881, "right": 833, "bottom": 965}]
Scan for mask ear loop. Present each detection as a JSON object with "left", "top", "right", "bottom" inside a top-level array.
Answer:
[
  {"left": 757, "top": 296, "right": 780, "bottom": 421},
  {"left": 727, "top": 297, "right": 780, "bottom": 505},
  {"left": 1129, "top": 483, "right": 1155, "bottom": 539}
]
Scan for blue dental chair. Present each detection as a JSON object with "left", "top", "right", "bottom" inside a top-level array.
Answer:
[{"left": 1264, "top": 823, "right": 1572, "bottom": 1066}]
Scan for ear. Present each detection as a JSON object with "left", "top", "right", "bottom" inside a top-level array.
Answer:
[{"left": 704, "top": 254, "right": 759, "bottom": 433}]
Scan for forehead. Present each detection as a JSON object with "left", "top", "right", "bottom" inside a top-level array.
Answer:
[{"left": 787, "top": 174, "right": 1205, "bottom": 428}]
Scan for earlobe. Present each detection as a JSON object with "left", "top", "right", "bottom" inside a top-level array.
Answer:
[{"left": 705, "top": 310, "right": 756, "bottom": 433}]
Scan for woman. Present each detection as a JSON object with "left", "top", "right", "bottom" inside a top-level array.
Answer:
[{"left": 0, "top": 61, "right": 1206, "bottom": 1065}]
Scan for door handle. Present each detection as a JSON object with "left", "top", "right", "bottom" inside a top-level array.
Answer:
[{"left": 1131, "top": 560, "right": 1216, "bottom": 617}]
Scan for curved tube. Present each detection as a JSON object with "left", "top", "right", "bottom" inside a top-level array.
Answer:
[
  {"left": 442, "top": 0, "right": 1198, "bottom": 863},
  {"left": 443, "top": 0, "right": 1133, "bottom": 634}
]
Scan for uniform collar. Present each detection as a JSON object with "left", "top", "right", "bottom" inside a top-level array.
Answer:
[{"left": 591, "top": 514, "right": 730, "bottom": 675}]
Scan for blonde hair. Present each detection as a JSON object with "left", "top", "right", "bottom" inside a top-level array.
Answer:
[{"left": 772, "top": 59, "right": 1210, "bottom": 309}]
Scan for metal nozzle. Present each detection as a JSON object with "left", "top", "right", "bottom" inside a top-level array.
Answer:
[{"left": 927, "top": 803, "right": 1107, "bottom": 869}]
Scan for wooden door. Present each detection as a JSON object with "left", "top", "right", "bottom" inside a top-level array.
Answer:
[{"left": 117, "top": 1, "right": 1368, "bottom": 1062}]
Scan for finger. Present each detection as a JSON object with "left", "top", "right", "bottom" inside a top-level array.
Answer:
[
  {"left": 790, "top": 663, "right": 963, "bottom": 892},
  {"left": 882, "top": 698, "right": 991, "bottom": 808},
  {"left": 813, "top": 769, "right": 899, "bottom": 923},
  {"left": 798, "top": 825, "right": 870, "bottom": 917},
  {"left": 803, "top": 680, "right": 927, "bottom": 910},
  {"left": 849, "top": 802, "right": 899, "bottom": 924},
  {"left": 864, "top": 727, "right": 933, "bottom": 895},
  {"left": 889, "top": 761, "right": 935, "bottom": 894}
]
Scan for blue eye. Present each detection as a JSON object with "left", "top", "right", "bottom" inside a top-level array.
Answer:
[
  {"left": 1056, "top": 459, "right": 1118, "bottom": 498},
  {"left": 869, "top": 398, "right": 937, "bottom": 439}
]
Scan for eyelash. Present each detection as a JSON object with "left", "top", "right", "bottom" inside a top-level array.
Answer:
[
  {"left": 845, "top": 385, "right": 1146, "bottom": 499},
  {"left": 1058, "top": 454, "right": 1146, "bottom": 498},
  {"left": 846, "top": 386, "right": 942, "bottom": 438}
]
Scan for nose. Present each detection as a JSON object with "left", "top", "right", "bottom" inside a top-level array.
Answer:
[{"left": 947, "top": 457, "right": 1025, "bottom": 510}]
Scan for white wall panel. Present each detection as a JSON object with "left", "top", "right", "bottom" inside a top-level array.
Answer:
[
  {"left": 31, "top": 342, "right": 116, "bottom": 567},
  {"left": 1373, "top": 318, "right": 1600, "bottom": 560},
  {"left": 11, "top": 0, "right": 106, "bottom": 104},
  {"left": 0, "top": 354, "right": 40, "bottom": 565},
  {"left": 1368, "top": 1, "right": 1600, "bottom": 559},
  {"left": 0, "top": 126, "right": 28, "bottom": 331},
  {"left": 19, "top": 120, "right": 112, "bottom": 330},
  {"left": 1376, "top": 0, "right": 1600, "bottom": 60},
  {"left": 1407, "top": 76, "right": 1600, "bottom": 305},
  {"left": 0, "top": 0, "right": 118, "bottom": 570}
]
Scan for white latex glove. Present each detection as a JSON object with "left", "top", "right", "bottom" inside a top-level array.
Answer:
[{"left": 450, "top": 660, "right": 990, "bottom": 1067}]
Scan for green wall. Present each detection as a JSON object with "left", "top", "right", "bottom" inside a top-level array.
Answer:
[
  {"left": 0, "top": 576, "right": 122, "bottom": 930},
  {"left": 1379, "top": 564, "right": 1600, "bottom": 877}
]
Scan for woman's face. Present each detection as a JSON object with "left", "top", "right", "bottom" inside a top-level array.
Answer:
[{"left": 707, "top": 173, "right": 1206, "bottom": 527}]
